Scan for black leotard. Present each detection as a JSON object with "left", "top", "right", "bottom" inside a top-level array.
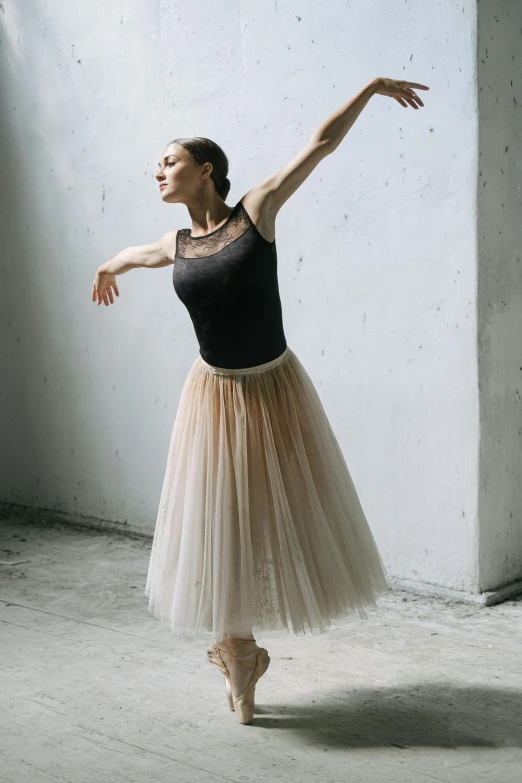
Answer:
[{"left": 173, "top": 199, "right": 287, "bottom": 369}]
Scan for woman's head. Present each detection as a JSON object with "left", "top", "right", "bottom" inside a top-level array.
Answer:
[{"left": 156, "top": 137, "right": 231, "bottom": 203}]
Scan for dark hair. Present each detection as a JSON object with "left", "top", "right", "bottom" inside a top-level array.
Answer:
[{"left": 170, "top": 136, "right": 231, "bottom": 200}]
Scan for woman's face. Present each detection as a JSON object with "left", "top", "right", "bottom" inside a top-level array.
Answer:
[{"left": 155, "top": 143, "right": 197, "bottom": 203}]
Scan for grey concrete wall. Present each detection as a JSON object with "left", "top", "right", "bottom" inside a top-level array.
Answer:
[{"left": 477, "top": 0, "right": 522, "bottom": 591}]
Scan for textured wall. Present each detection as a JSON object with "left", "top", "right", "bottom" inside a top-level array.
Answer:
[
  {"left": 0, "top": 1, "right": 481, "bottom": 592},
  {"left": 477, "top": 0, "right": 522, "bottom": 591}
]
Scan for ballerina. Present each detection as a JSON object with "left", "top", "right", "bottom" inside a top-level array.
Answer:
[{"left": 92, "top": 76, "right": 429, "bottom": 725}]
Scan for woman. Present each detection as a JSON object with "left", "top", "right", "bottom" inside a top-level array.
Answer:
[{"left": 92, "top": 76, "right": 429, "bottom": 725}]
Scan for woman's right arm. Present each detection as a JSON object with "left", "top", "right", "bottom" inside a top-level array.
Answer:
[
  {"left": 102, "top": 230, "right": 178, "bottom": 274},
  {"left": 92, "top": 230, "right": 177, "bottom": 306}
]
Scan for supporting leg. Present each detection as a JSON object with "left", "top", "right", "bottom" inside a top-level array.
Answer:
[
  {"left": 207, "top": 631, "right": 271, "bottom": 724},
  {"left": 216, "top": 634, "right": 259, "bottom": 700}
]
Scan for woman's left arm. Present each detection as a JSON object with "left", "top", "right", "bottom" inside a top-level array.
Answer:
[
  {"left": 313, "top": 77, "right": 429, "bottom": 153},
  {"left": 253, "top": 77, "right": 429, "bottom": 217}
]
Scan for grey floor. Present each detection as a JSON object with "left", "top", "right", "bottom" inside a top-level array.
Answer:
[{"left": 1, "top": 517, "right": 521, "bottom": 783}]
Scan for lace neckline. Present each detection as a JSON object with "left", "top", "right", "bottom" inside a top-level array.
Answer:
[
  {"left": 188, "top": 201, "right": 239, "bottom": 239},
  {"left": 176, "top": 199, "right": 274, "bottom": 259}
]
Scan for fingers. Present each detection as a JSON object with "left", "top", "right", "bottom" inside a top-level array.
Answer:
[
  {"left": 105, "top": 283, "right": 119, "bottom": 304},
  {"left": 397, "top": 89, "right": 423, "bottom": 109},
  {"left": 93, "top": 285, "right": 108, "bottom": 305},
  {"left": 404, "top": 95, "right": 419, "bottom": 109},
  {"left": 383, "top": 81, "right": 427, "bottom": 108},
  {"left": 393, "top": 79, "right": 428, "bottom": 108},
  {"left": 406, "top": 89, "right": 424, "bottom": 107},
  {"left": 93, "top": 282, "right": 119, "bottom": 305},
  {"left": 403, "top": 81, "right": 430, "bottom": 90}
]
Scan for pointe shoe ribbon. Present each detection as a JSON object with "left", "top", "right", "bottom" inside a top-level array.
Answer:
[{"left": 210, "top": 639, "right": 270, "bottom": 724}]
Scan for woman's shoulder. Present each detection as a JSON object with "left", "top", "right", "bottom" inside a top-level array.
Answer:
[{"left": 239, "top": 189, "right": 276, "bottom": 244}]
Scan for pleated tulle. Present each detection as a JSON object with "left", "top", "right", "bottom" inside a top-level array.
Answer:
[{"left": 145, "top": 346, "right": 389, "bottom": 641}]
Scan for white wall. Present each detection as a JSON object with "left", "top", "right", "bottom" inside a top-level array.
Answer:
[{"left": 0, "top": 1, "right": 484, "bottom": 594}]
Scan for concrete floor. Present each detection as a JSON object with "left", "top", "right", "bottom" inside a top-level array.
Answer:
[{"left": 1, "top": 517, "right": 522, "bottom": 783}]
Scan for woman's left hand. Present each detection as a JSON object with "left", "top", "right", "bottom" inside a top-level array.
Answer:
[{"left": 374, "top": 78, "right": 429, "bottom": 109}]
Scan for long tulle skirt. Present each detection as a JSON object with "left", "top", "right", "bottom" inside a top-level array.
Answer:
[{"left": 145, "top": 345, "right": 389, "bottom": 642}]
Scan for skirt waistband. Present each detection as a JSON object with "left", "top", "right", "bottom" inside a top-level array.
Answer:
[{"left": 199, "top": 346, "right": 291, "bottom": 376}]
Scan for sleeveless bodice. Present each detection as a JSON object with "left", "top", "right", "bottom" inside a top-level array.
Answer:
[{"left": 173, "top": 199, "right": 287, "bottom": 369}]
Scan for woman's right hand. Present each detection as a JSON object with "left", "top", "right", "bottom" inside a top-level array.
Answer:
[{"left": 92, "top": 268, "right": 120, "bottom": 307}]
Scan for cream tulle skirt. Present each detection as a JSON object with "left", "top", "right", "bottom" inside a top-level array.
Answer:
[{"left": 145, "top": 346, "right": 389, "bottom": 642}]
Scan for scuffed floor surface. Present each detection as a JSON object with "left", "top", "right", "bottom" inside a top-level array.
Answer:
[{"left": 1, "top": 516, "right": 522, "bottom": 783}]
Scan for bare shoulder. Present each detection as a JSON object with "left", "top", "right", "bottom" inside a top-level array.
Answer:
[
  {"left": 239, "top": 187, "right": 276, "bottom": 244},
  {"left": 159, "top": 229, "right": 179, "bottom": 262},
  {"left": 240, "top": 140, "right": 330, "bottom": 243}
]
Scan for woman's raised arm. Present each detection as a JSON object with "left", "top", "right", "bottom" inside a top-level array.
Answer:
[
  {"left": 258, "top": 77, "right": 429, "bottom": 217},
  {"left": 313, "top": 77, "right": 428, "bottom": 155},
  {"left": 92, "top": 230, "right": 178, "bottom": 306}
]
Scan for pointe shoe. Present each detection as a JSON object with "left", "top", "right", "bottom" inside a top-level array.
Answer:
[
  {"left": 207, "top": 642, "right": 235, "bottom": 711},
  {"left": 215, "top": 642, "right": 270, "bottom": 725}
]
